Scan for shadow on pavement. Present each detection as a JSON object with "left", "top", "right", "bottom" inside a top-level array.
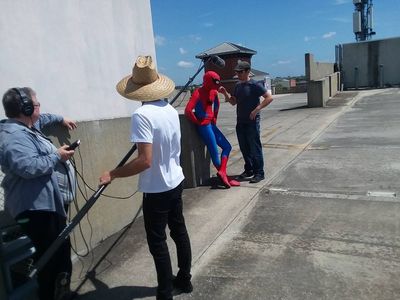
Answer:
[
  {"left": 75, "top": 274, "right": 156, "bottom": 299},
  {"left": 280, "top": 104, "right": 309, "bottom": 111}
]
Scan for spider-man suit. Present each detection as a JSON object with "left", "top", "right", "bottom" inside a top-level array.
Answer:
[{"left": 185, "top": 71, "right": 239, "bottom": 188}]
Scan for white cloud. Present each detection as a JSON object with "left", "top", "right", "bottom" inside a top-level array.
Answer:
[
  {"left": 179, "top": 47, "right": 187, "bottom": 55},
  {"left": 304, "top": 36, "right": 316, "bottom": 42},
  {"left": 322, "top": 31, "right": 337, "bottom": 39},
  {"left": 277, "top": 60, "right": 291, "bottom": 65},
  {"left": 154, "top": 35, "right": 166, "bottom": 46},
  {"left": 271, "top": 60, "right": 292, "bottom": 67},
  {"left": 177, "top": 61, "right": 194, "bottom": 68},
  {"left": 189, "top": 34, "right": 202, "bottom": 43},
  {"left": 203, "top": 22, "right": 214, "bottom": 27},
  {"left": 334, "top": 0, "right": 350, "bottom": 5},
  {"left": 330, "top": 17, "right": 350, "bottom": 23}
]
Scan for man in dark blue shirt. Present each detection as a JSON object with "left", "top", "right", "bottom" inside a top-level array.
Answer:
[{"left": 219, "top": 60, "right": 273, "bottom": 183}]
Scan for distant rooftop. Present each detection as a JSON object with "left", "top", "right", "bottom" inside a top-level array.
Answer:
[
  {"left": 251, "top": 68, "right": 270, "bottom": 77},
  {"left": 196, "top": 42, "right": 257, "bottom": 59},
  {"left": 233, "top": 68, "right": 270, "bottom": 80}
]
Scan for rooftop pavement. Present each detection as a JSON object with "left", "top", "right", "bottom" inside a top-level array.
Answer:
[{"left": 71, "top": 88, "right": 400, "bottom": 300}]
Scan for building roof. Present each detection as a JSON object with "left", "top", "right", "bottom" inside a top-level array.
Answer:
[
  {"left": 251, "top": 68, "right": 270, "bottom": 77},
  {"left": 196, "top": 42, "right": 257, "bottom": 59},
  {"left": 233, "top": 68, "right": 270, "bottom": 80}
]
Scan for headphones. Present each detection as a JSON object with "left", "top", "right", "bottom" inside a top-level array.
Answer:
[{"left": 13, "top": 88, "right": 34, "bottom": 116}]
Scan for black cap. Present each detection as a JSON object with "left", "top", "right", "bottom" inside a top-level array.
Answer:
[{"left": 234, "top": 60, "right": 251, "bottom": 71}]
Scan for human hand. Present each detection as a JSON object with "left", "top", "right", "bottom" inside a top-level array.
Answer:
[
  {"left": 62, "top": 118, "right": 77, "bottom": 130},
  {"left": 198, "top": 119, "right": 210, "bottom": 126},
  {"left": 211, "top": 117, "right": 217, "bottom": 125},
  {"left": 249, "top": 109, "right": 259, "bottom": 120},
  {"left": 99, "top": 171, "right": 112, "bottom": 186},
  {"left": 218, "top": 86, "right": 228, "bottom": 95},
  {"left": 57, "top": 145, "right": 75, "bottom": 162}
]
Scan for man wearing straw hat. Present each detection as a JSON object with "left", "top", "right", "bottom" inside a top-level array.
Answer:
[{"left": 99, "top": 56, "right": 192, "bottom": 300}]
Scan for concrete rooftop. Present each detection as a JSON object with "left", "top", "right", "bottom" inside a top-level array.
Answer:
[{"left": 71, "top": 88, "right": 400, "bottom": 300}]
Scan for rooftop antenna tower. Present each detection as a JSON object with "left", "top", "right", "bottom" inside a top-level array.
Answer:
[{"left": 353, "top": 0, "right": 376, "bottom": 41}]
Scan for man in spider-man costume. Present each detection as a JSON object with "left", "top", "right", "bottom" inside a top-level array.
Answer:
[{"left": 185, "top": 71, "right": 240, "bottom": 188}]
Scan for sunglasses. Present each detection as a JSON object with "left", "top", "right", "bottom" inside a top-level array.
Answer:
[{"left": 235, "top": 70, "right": 246, "bottom": 74}]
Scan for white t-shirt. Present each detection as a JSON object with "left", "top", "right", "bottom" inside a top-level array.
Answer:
[{"left": 131, "top": 100, "right": 185, "bottom": 193}]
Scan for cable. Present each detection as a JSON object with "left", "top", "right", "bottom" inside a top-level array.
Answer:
[
  {"left": 66, "top": 147, "right": 140, "bottom": 280},
  {"left": 71, "top": 159, "right": 139, "bottom": 200}
]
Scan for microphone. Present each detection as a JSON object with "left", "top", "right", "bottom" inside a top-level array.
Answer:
[{"left": 210, "top": 55, "right": 225, "bottom": 68}]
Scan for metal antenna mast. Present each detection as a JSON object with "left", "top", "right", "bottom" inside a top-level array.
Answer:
[{"left": 353, "top": 0, "right": 376, "bottom": 41}]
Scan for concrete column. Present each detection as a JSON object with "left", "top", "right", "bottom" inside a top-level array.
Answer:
[
  {"left": 179, "top": 114, "right": 210, "bottom": 188},
  {"left": 307, "top": 79, "right": 329, "bottom": 107}
]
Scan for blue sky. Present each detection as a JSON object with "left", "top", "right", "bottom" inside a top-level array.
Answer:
[{"left": 150, "top": 0, "right": 399, "bottom": 85}]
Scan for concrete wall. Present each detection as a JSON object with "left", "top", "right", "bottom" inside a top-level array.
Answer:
[
  {"left": 179, "top": 115, "right": 211, "bottom": 188},
  {"left": 307, "top": 72, "right": 340, "bottom": 107},
  {"left": 339, "top": 37, "right": 400, "bottom": 89},
  {"left": 305, "top": 53, "right": 335, "bottom": 81},
  {"left": 43, "top": 118, "right": 143, "bottom": 255},
  {"left": 0, "top": 0, "right": 155, "bottom": 121},
  {"left": 0, "top": 0, "right": 156, "bottom": 254},
  {"left": 305, "top": 53, "right": 339, "bottom": 107},
  {"left": 307, "top": 79, "right": 329, "bottom": 108},
  {"left": 0, "top": 118, "right": 141, "bottom": 255},
  {"left": 0, "top": 113, "right": 210, "bottom": 255},
  {"left": 0, "top": 0, "right": 212, "bottom": 257}
]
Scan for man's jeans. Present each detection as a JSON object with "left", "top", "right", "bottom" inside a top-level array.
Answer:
[
  {"left": 143, "top": 182, "right": 192, "bottom": 300},
  {"left": 236, "top": 118, "right": 264, "bottom": 177}
]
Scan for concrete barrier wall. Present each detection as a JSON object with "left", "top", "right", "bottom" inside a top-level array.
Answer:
[
  {"left": 305, "top": 53, "right": 339, "bottom": 107},
  {"left": 305, "top": 53, "right": 335, "bottom": 81},
  {"left": 0, "top": 0, "right": 156, "bottom": 253},
  {"left": 340, "top": 37, "right": 400, "bottom": 89},
  {"left": 307, "top": 79, "right": 329, "bottom": 107},
  {"left": 0, "top": 113, "right": 210, "bottom": 254},
  {"left": 0, "top": 0, "right": 213, "bottom": 255},
  {"left": 43, "top": 118, "right": 142, "bottom": 255},
  {"left": 179, "top": 115, "right": 211, "bottom": 188},
  {"left": 329, "top": 72, "right": 340, "bottom": 98}
]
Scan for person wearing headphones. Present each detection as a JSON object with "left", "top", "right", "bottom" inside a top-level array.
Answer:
[{"left": 0, "top": 87, "right": 77, "bottom": 300}]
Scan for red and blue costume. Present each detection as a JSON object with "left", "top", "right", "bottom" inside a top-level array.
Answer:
[{"left": 185, "top": 71, "right": 239, "bottom": 188}]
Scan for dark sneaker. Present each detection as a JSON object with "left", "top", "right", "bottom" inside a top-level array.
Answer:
[
  {"left": 173, "top": 276, "right": 193, "bottom": 294},
  {"left": 237, "top": 170, "right": 254, "bottom": 180},
  {"left": 249, "top": 174, "right": 265, "bottom": 184}
]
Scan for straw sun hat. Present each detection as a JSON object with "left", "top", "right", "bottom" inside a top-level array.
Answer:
[{"left": 116, "top": 55, "right": 175, "bottom": 101}]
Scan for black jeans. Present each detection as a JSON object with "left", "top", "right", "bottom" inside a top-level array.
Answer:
[
  {"left": 16, "top": 210, "right": 72, "bottom": 300},
  {"left": 236, "top": 118, "right": 264, "bottom": 177},
  {"left": 143, "top": 182, "right": 192, "bottom": 300}
]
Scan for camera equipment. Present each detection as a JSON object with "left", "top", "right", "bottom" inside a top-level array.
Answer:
[{"left": 66, "top": 140, "right": 80, "bottom": 151}]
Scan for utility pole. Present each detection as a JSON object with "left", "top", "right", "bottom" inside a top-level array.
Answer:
[{"left": 353, "top": 0, "right": 376, "bottom": 41}]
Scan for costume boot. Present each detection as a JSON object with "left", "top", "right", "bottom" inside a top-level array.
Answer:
[
  {"left": 217, "top": 156, "right": 231, "bottom": 188},
  {"left": 228, "top": 177, "right": 241, "bottom": 187}
]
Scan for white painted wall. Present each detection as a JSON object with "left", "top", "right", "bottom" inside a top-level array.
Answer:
[
  {"left": 0, "top": 0, "right": 156, "bottom": 121},
  {"left": 0, "top": 0, "right": 155, "bottom": 210}
]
